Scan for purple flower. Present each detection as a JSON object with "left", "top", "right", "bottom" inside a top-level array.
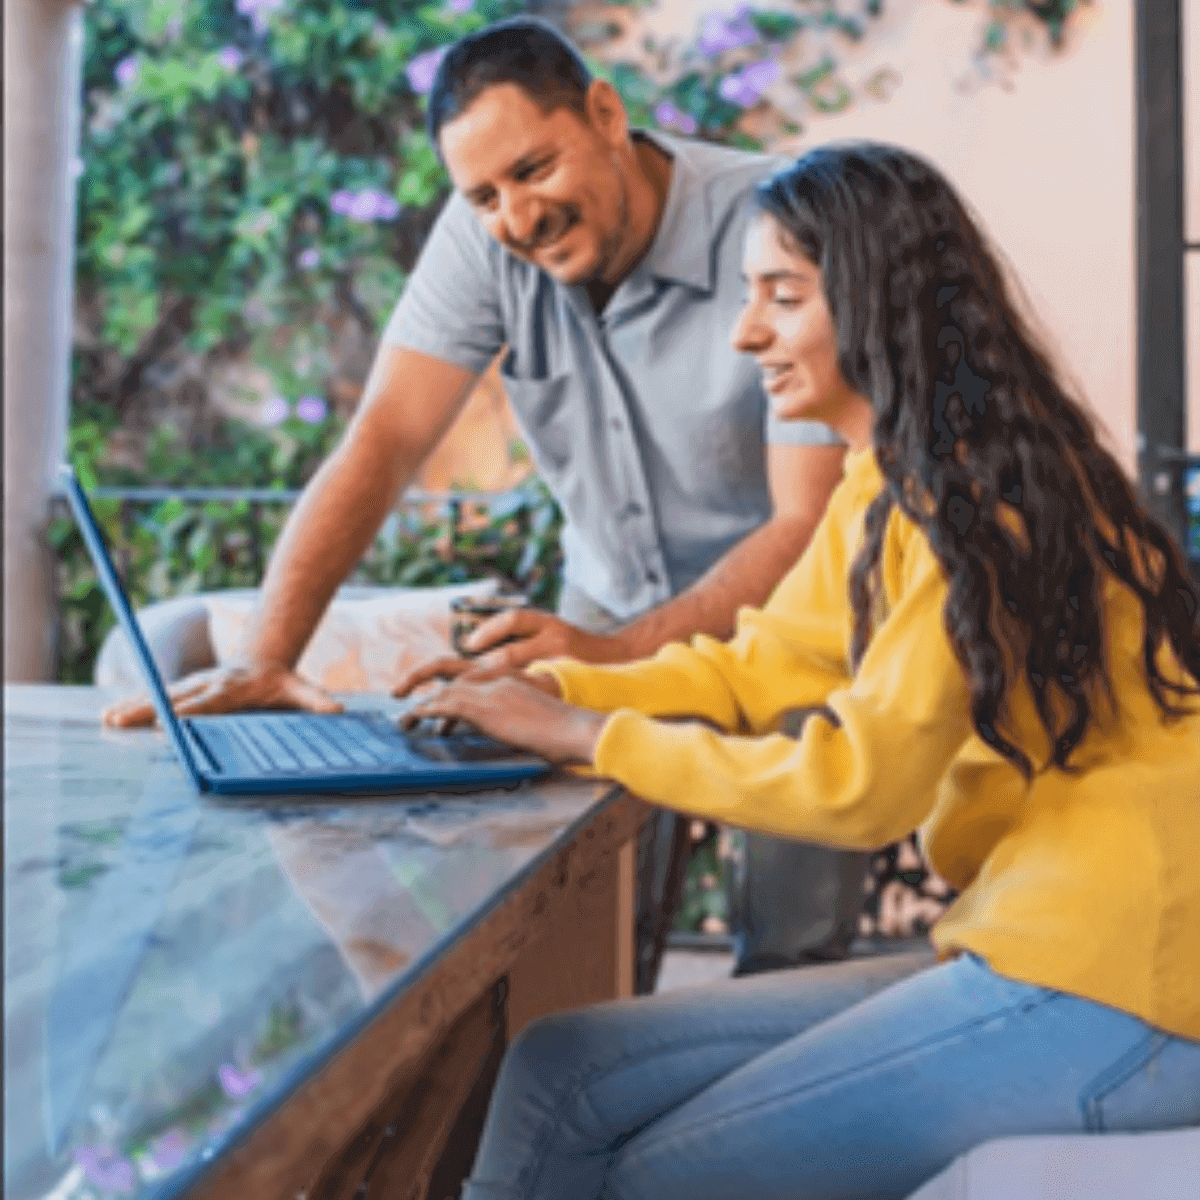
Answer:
[
  {"left": 654, "top": 102, "right": 697, "bottom": 136},
  {"left": 347, "top": 191, "right": 383, "bottom": 221},
  {"left": 297, "top": 247, "right": 321, "bottom": 269},
  {"left": 698, "top": 7, "right": 759, "bottom": 57},
  {"left": 261, "top": 395, "right": 290, "bottom": 426},
  {"left": 331, "top": 188, "right": 400, "bottom": 223},
  {"left": 236, "top": 0, "right": 285, "bottom": 35},
  {"left": 146, "top": 1129, "right": 189, "bottom": 1174},
  {"left": 217, "top": 46, "right": 244, "bottom": 71},
  {"left": 446, "top": 0, "right": 474, "bottom": 11},
  {"left": 295, "top": 395, "right": 328, "bottom": 424},
  {"left": 718, "top": 59, "right": 780, "bottom": 107},
  {"left": 75, "top": 1146, "right": 136, "bottom": 1195},
  {"left": 115, "top": 56, "right": 140, "bottom": 87},
  {"left": 218, "top": 1061, "right": 262, "bottom": 1099},
  {"left": 406, "top": 46, "right": 447, "bottom": 95}
]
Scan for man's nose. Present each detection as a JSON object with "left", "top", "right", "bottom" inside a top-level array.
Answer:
[{"left": 496, "top": 189, "right": 544, "bottom": 248}]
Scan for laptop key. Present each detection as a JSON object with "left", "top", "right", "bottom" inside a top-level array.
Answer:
[
  {"left": 240, "top": 717, "right": 309, "bottom": 770},
  {"left": 230, "top": 717, "right": 298, "bottom": 771},
  {"left": 338, "top": 717, "right": 405, "bottom": 762},
  {"left": 285, "top": 718, "right": 356, "bottom": 768},
  {"left": 263, "top": 720, "right": 329, "bottom": 771},
  {"left": 222, "top": 724, "right": 274, "bottom": 773}
]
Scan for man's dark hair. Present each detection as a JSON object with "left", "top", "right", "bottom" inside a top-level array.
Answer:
[{"left": 426, "top": 17, "right": 593, "bottom": 146}]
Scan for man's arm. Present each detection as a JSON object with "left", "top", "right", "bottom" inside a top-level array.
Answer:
[
  {"left": 103, "top": 347, "right": 478, "bottom": 726},
  {"left": 393, "top": 440, "right": 847, "bottom": 688},
  {"left": 607, "top": 441, "right": 848, "bottom": 655},
  {"left": 248, "top": 347, "right": 477, "bottom": 666}
]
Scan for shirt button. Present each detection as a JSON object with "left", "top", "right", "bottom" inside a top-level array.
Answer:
[
  {"left": 625, "top": 501, "right": 643, "bottom": 517},
  {"left": 610, "top": 417, "right": 624, "bottom": 432},
  {"left": 645, "top": 569, "right": 661, "bottom": 585}
]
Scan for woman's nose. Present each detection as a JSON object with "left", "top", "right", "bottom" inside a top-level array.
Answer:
[{"left": 731, "top": 302, "right": 770, "bottom": 353}]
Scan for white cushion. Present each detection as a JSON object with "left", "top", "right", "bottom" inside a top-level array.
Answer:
[
  {"left": 204, "top": 580, "right": 498, "bottom": 692},
  {"left": 906, "top": 1128, "right": 1200, "bottom": 1200}
]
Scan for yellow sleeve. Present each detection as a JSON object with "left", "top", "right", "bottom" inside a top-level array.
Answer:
[
  {"left": 533, "top": 469, "right": 860, "bottom": 733},
  {"left": 590, "top": 523, "right": 977, "bottom": 850}
]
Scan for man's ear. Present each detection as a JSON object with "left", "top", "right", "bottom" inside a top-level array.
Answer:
[{"left": 584, "top": 79, "right": 629, "bottom": 147}]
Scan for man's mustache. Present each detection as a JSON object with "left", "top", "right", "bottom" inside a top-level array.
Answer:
[{"left": 513, "top": 205, "right": 581, "bottom": 255}]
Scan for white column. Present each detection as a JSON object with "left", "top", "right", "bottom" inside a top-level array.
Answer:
[{"left": 4, "top": 0, "right": 84, "bottom": 681}]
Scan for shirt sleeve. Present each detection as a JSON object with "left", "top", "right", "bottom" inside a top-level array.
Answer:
[
  {"left": 587, "top": 520, "right": 977, "bottom": 850},
  {"left": 379, "top": 192, "right": 505, "bottom": 374},
  {"left": 534, "top": 464, "right": 862, "bottom": 729}
]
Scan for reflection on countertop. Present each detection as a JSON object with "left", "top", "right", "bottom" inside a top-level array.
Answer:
[{"left": 4, "top": 685, "right": 612, "bottom": 1200}]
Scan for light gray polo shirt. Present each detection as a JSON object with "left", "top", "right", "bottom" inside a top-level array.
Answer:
[{"left": 382, "top": 130, "right": 842, "bottom": 622}]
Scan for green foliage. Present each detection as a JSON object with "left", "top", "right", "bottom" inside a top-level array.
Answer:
[
  {"left": 53, "top": 398, "right": 562, "bottom": 682},
  {"left": 675, "top": 825, "right": 734, "bottom": 934},
  {"left": 602, "top": 2, "right": 883, "bottom": 147},
  {"left": 77, "top": 0, "right": 529, "bottom": 359},
  {"left": 66, "top": 0, "right": 569, "bottom": 683},
  {"left": 65, "top": 0, "right": 1090, "bottom": 685}
]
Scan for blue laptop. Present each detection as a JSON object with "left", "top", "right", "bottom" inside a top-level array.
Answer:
[{"left": 60, "top": 464, "right": 550, "bottom": 796}]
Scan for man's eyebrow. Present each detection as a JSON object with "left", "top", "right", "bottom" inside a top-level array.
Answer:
[
  {"left": 463, "top": 145, "right": 555, "bottom": 202},
  {"left": 510, "top": 145, "right": 555, "bottom": 173}
]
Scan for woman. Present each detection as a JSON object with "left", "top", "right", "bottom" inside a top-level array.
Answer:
[{"left": 408, "top": 143, "right": 1200, "bottom": 1199}]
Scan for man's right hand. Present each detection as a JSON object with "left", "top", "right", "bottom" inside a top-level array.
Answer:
[{"left": 101, "top": 662, "right": 343, "bottom": 728}]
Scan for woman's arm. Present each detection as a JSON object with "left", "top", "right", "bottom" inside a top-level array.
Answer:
[
  {"left": 413, "top": 518, "right": 978, "bottom": 851},
  {"left": 588, "top": 526, "right": 976, "bottom": 848},
  {"left": 535, "top": 467, "right": 861, "bottom": 732}
]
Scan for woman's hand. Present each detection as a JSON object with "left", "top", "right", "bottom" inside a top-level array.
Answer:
[
  {"left": 404, "top": 673, "right": 605, "bottom": 766},
  {"left": 391, "top": 610, "right": 633, "bottom": 698}
]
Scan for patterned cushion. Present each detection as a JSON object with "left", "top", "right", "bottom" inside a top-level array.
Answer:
[{"left": 204, "top": 581, "right": 498, "bottom": 692}]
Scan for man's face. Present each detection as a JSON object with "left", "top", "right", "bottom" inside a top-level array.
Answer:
[{"left": 438, "top": 82, "right": 631, "bottom": 286}]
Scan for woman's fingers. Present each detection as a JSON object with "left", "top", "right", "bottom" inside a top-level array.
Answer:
[
  {"left": 405, "top": 676, "right": 605, "bottom": 763},
  {"left": 391, "top": 655, "right": 476, "bottom": 697}
]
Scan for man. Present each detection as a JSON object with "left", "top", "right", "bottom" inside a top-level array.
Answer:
[{"left": 106, "top": 18, "right": 867, "bottom": 987}]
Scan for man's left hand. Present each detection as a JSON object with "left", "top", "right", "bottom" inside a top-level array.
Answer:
[{"left": 392, "top": 609, "right": 631, "bottom": 696}]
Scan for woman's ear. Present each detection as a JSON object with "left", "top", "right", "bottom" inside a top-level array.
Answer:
[{"left": 584, "top": 79, "right": 629, "bottom": 147}]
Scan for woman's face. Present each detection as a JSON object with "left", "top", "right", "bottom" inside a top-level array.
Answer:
[{"left": 732, "top": 213, "right": 870, "bottom": 441}]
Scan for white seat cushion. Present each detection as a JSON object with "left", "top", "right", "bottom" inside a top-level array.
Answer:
[
  {"left": 204, "top": 580, "right": 498, "bottom": 692},
  {"left": 906, "top": 1128, "right": 1200, "bottom": 1200}
]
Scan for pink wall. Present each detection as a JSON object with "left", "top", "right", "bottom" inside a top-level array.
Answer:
[{"left": 624, "top": 0, "right": 1141, "bottom": 469}]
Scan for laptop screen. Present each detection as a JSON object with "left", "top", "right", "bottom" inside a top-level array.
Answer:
[{"left": 58, "top": 464, "right": 206, "bottom": 790}]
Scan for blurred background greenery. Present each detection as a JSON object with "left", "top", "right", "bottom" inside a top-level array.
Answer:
[{"left": 63, "top": 0, "right": 1087, "bottom": 684}]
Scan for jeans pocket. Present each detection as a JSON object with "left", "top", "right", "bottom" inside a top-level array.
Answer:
[
  {"left": 958, "top": 953, "right": 1058, "bottom": 1011},
  {"left": 1081, "top": 1032, "right": 1200, "bottom": 1132}
]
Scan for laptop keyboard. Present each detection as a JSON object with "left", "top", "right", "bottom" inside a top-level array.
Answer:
[{"left": 226, "top": 714, "right": 402, "bottom": 772}]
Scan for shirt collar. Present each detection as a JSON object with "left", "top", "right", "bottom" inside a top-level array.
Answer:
[{"left": 630, "top": 129, "right": 715, "bottom": 293}]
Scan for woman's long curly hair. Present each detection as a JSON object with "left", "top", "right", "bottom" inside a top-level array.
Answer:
[{"left": 756, "top": 143, "right": 1200, "bottom": 775}]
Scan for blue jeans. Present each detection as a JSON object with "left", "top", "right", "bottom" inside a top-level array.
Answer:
[{"left": 462, "top": 950, "right": 1200, "bottom": 1200}]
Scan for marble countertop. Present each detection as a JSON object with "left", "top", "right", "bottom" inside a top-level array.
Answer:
[{"left": 4, "top": 685, "right": 615, "bottom": 1200}]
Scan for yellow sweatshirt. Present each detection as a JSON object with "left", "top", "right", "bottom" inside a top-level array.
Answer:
[{"left": 538, "top": 451, "right": 1200, "bottom": 1040}]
